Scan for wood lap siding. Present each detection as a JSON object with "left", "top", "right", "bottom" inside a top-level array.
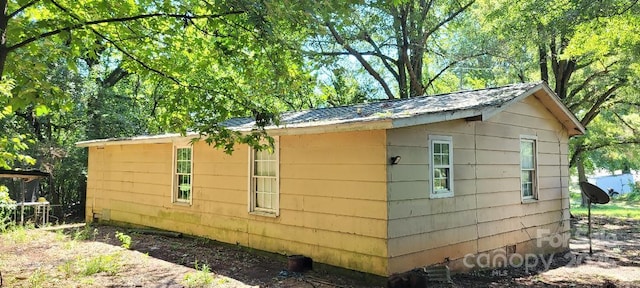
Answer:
[
  {"left": 386, "top": 95, "right": 570, "bottom": 274},
  {"left": 387, "top": 120, "right": 480, "bottom": 273},
  {"left": 85, "top": 130, "right": 389, "bottom": 276},
  {"left": 275, "top": 131, "right": 388, "bottom": 274}
]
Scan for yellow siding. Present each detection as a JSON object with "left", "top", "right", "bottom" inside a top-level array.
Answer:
[
  {"left": 386, "top": 95, "right": 571, "bottom": 274},
  {"left": 85, "top": 130, "right": 389, "bottom": 275}
]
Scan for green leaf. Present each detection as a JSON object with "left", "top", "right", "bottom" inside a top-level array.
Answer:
[{"left": 34, "top": 104, "right": 50, "bottom": 116}]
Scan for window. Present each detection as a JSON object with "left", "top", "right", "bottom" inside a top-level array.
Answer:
[
  {"left": 520, "top": 136, "right": 537, "bottom": 200},
  {"left": 173, "top": 146, "right": 192, "bottom": 204},
  {"left": 249, "top": 140, "right": 279, "bottom": 215},
  {"left": 430, "top": 135, "right": 454, "bottom": 198}
]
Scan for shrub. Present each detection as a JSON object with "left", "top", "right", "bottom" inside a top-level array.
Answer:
[{"left": 0, "top": 185, "right": 16, "bottom": 232}]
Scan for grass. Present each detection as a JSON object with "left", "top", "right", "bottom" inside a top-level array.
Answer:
[{"left": 570, "top": 191, "right": 640, "bottom": 219}]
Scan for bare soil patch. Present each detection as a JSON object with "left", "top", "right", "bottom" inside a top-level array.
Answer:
[{"left": 0, "top": 216, "right": 638, "bottom": 287}]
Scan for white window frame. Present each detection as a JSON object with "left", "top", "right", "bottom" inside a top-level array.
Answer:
[
  {"left": 172, "top": 144, "right": 193, "bottom": 205},
  {"left": 520, "top": 135, "right": 538, "bottom": 201},
  {"left": 248, "top": 137, "right": 279, "bottom": 216},
  {"left": 429, "top": 135, "right": 454, "bottom": 198}
]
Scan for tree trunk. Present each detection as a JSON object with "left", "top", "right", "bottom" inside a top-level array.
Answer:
[
  {"left": 538, "top": 45, "right": 548, "bottom": 83},
  {"left": 409, "top": 46, "right": 424, "bottom": 97},
  {"left": 397, "top": 57, "right": 408, "bottom": 99},
  {"left": 576, "top": 153, "right": 589, "bottom": 207},
  {"left": 0, "top": 0, "right": 9, "bottom": 78}
]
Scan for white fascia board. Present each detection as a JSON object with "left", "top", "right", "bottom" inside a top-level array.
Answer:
[
  {"left": 76, "top": 120, "right": 394, "bottom": 147},
  {"left": 75, "top": 132, "right": 199, "bottom": 147}
]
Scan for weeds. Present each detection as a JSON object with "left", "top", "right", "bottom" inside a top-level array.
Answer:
[
  {"left": 54, "top": 228, "right": 67, "bottom": 241},
  {"left": 28, "top": 268, "right": 47, "bottom": 288},
  {"left": 183, "top": 261, "right": 214, "bottom": 288},
  {"left": 58, "top": 253, "right": 122, "bottom": 279},
  {"left": 619, "top": 190, "right": 640, "bottom": 202},
  {"left": 73, "top": 224, "right": 97, "bottom": 241},
  {"left": 58, "top": 260, "right": 74, "bottom": 278},
  {"left": 2, "top": 225, "right": 38, "bottom": 244},
  {"left": 81, "top": 253, "right": 122, "bottom": 276},
  {"left": 115, "top": 231, "right": 132, "bottom": 249}
]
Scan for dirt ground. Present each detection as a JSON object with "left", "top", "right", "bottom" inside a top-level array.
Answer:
[{"left": 0, "top": 216, "right": 639, "bottom": 287}]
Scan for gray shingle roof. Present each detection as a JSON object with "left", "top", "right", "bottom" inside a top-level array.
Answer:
[
  {"left": 76, "top": 81, "right": 587, "bottom": 147},
  {"left": 223, "top": 81, "right": 543, "bottom": 131}
]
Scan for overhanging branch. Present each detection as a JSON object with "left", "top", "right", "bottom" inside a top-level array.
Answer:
[
  {"left": 420, "top": 0, "right": 474, "bottom": 46},
  {"left": 325, "top": 21, "right": 396, "bottom": 99},
  {"left": 7, "top": 7, "right": 244, "bottom": 52},
  {"left": 49, "top": 0, "right": 249, "bottom": 110},
  {"left": 424, "top": 52, "right": 486, "bottom": 91},
  {"left": 7, "top": 0, "right": 40, "bottom": 19},
  {"left": 579, "top": 81, "right": 624, "bottom": 127}
]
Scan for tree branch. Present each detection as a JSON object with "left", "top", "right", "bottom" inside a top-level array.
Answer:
[
  {"left": 101, "top": 66, "right": 129, "bottom": 88},
  {"left": 325, "top": 21, "right": 396, "bottom": 99},
  {"left": 613, "top": 100, "right": 640, "bottom": 107},
  {"left": 579, "top": 81, "right": 624, "bottom": 127},
  {"left": 612, "top": 111, "right": 638, "bottom": 134},
  {"left": 565, "top": 62, "right": 616, "bottom": 109},
  {"left": 420, "top": 0, "right": 474, "bottom": 46},
  {"left": 418, "top": 0, "right": 435, "bottom": 26},
  {"left": 362, "top": 32, "right": 400, "bottom": 83},
  {"left": 48, "top": 0, "right": 251, "bottom": 112},
  {"left": 398, "top": 6, "right": 420, "bottom": 96},
  {"left": 306, "top": 50, "right": 396, "bottom": 63},
  {"left": 47, "top": 0, "right": 183, "bottom": 86},
  {"left": 424, "top": 52, "right": 486, "bottom": 91},
  {"left": 613, "top": 0, "right": 639, "bottom": 16},
  {"left": 7, "top": 7, "right": 244, "bottom": 52},
  {"left": 7, "top": 0, "right": 40, "bottom": 19},
  {"left": 583, "top": 139, "right": 640, "bottom": 153}
]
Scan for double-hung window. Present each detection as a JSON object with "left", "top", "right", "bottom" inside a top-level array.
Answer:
[
  {"left": 173, "top": 146, "right": 193, "bottom": 204},
  {"left": 520, "top": 136, "right": 538, "bottom": 200},
  {"left": 429, "top": 135, "right": 454, "bottom": 198},
  {"left": 249, "top": 139, "right": 279, "bottom": 215}
]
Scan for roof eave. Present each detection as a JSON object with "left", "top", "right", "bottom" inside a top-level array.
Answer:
[
  {"left": 536, "top": 84, "right": 586, "bottom": 136},
  {"left": 75, "top": 132, "right": 198, "bottom": 147},
  {"left": 479, "top": 82, "right": 585, "bottom": 136},
  {"left": 391, "top": 108, "right": 489, "bottom": 128},
  {"left": 75, "top": 120, "right": 394, "bottom": 147}
]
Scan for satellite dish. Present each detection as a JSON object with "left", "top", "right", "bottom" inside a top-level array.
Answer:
[
  {"left": 578, "top": 181, "right": 611, "bottom": 255},
  {"left": 579, "top": 182, "right": 610, "bottom": 204}
]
